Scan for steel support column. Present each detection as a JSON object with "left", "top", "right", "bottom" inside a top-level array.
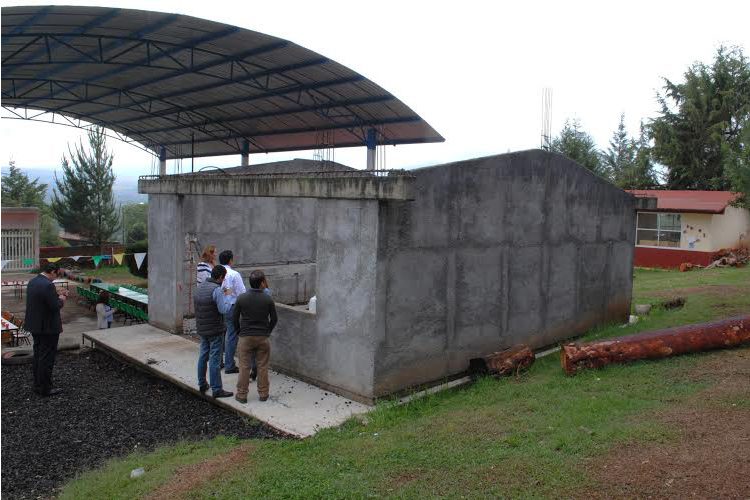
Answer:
[
  {"left": 159, "top": 146, "right": 167, "bottom": 175},
  {"left": 241, "top": 139, "right": 250, "bottom": 167},
  {"left": 365, "top": 128, "right": 376, "bottom": 170}
]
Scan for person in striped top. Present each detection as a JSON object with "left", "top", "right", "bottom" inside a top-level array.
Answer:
[{"left": 196, "top": 244, "right": 217, "bottom": 285}]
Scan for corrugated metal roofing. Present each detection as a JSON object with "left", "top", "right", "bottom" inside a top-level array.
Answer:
[
  {"left": 628, "top": 190, "right": 738, "bottom": 214},
  {"left": 1, "top": 5, "right": 443, "bottom": 159}
]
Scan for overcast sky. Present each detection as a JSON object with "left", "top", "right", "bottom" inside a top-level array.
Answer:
[{"left": 2, "top": 0, "right": 749, "bottom": 176}]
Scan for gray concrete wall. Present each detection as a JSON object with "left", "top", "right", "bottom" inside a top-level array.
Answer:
[
  {"left": 271, "top": 199, "right": 383, "bottom": 401},
  {"left": 181, "top": 196, "right": 318, "bottom": 266},
  {"left": 148, "top": 194, "right": 186, "bottom": 333},
  {"left": 146, "top": 151, "right": 637, "bottom": 402},
  {"left": 373, "top": 150, "right": 636, "bottom": 396},
  {"left": 235, "top": 262, "right": 316, "bottom": 305}
]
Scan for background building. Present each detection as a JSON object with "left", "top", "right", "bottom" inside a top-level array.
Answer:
[
  {"left": 629, "top": 190, "right": 750, "bottom": 268},
  {"left": 1, "top": 207, "right": 40, "bottom": 272}
]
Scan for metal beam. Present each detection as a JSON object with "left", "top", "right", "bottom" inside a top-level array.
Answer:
[
  {"left": 84, "top": 53, "right": 321, "bottom": 120},
  {"left": 126, "top": 95, "right": 394, "bottom": 135},
  {"left": 8, "top": 9, "right": 125, "bottom": 92},
  {"left": 109, "top": 75, "right": 364, "bottom": 126},
  {"left": 42, "top": 26, "right": 261, "bottom": 115},
  {"left": 0, "top": 105, "right": 157, "bottom": 156},
  {"left": 11, "top": 13, "right": 182, "bottom": 101},
  {"left": 1, "top": 5, "right": 53, "bottom": 42},
  {"left": 157, "top": 115, "right": 423, "bottom": 147}
]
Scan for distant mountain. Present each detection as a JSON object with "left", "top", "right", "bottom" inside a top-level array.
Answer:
[{"left": 0, "top": 166, "right": 146, "bottom": 205}]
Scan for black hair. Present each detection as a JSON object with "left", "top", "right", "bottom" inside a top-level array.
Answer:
[
  {"left": 218, "top": 250, "right": 233, "bottom": 265},
  {"left": 97, "top": 290, "right": 110, "bottom": 304},
  {"left": 42, "top": 262, "right": 59, "bottom": 274},
  {"left": 211, "top": 265, "right": 227, "bottom": 280},
  {"left": 248, "top": 269, "right": 265, "bottom": 289}
]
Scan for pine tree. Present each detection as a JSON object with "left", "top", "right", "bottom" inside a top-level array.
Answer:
[
  {"left": 1, "top": 161, "right": 47, "bottom": 207},
  {"left": 550, "top": 119, "right": 606, "bottom": 178},
  {"left": 650, "top": 45, "right": 750, "bottom": 190},
  {"left": 603, "top": 116, "right": 658, "bottom": 190},
  {"left": 603, "top": 114, "right": 636, "bottom": 187},
  {"left": 2, "top": 161, "right": 62, "bottom": 246},
  {"left": 51, "top": 127, "right": 120, "bottom": 247}
]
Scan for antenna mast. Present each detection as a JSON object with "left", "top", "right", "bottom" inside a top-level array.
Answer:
[{"left": 541, "top": 87, "right": 552, "bottom": 150}]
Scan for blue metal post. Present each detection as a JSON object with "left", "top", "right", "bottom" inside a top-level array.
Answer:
[
  {"left": 366, "top": 128, "right": 376, "bottom": 170},
  {"left": 241, "top": 139, "right": 250, "bottom": 167},
  {"left": 159, "top": 146, "right": 167, "bottom": 175}
]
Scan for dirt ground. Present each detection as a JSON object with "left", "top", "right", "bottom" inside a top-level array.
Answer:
[
  {"left": 1, "top": 277, "right": 100, "bottom": 348},
  {"left": 588, "top": 348, "right": 750, "bottom": 499}
]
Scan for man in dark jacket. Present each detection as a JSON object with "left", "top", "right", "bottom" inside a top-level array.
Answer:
[
  {"left": 233, "top": 270, "right": 277, "bottom": 403},
  {"left": 194, "top": 265, "right": 233, "bottom": 398},
  {"left": 25, "top": 262, "right": 67, "bottom": 396}
]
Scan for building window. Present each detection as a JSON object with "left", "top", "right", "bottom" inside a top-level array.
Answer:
[{"left": 636, "top": 212, "right": 681, "bottom": 247}]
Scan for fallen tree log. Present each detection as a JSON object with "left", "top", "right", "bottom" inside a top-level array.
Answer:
[
  {"left": 561, "top": 315, "right": 750, "bottom": 375},
  {"left": 469, "top": 345, "right": 535, "bottom": 377}
]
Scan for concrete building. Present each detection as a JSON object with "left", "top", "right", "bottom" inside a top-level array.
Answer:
[
  {"left": 1, "top": 207, "right": 40, "bottom": 271},
  {"left": 629, "top": 190, "right": 750, "bottom": 268},
  {"left": 142, "top": 150, "right": 643, "bottom": 403}
]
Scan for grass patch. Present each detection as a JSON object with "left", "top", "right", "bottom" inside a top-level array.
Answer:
[
  {"left": 59, "top": 436, "right": 241, "bottom": 500},
  {"left": 60, "top": 266, "right": 750, "bottom": 499},
  {"left": 84, "top": 265, "right": 147, "bottom": 287}
]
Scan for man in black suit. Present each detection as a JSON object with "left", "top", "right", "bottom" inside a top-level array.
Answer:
[{"left": 25, "top": 262, "right": 68, "bottom": 396}]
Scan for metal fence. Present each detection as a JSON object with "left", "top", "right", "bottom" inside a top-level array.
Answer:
[{"left": 1, "top": 229, "right": 37, "bottom": 271}]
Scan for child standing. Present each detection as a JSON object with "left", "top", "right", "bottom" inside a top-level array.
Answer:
[{"left": 95, "top": 291, "right": 116, "bottom": 329}]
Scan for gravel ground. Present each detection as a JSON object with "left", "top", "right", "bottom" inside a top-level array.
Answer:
[{"left": 1, "top": 349, "right": 281, "bottom": 500}]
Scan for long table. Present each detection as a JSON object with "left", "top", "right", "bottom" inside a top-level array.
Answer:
[{"left": 90, "top": 282, "right": 148, "bottom": 308}]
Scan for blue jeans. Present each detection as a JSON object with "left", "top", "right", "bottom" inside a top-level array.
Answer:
[
  {"left": 223, "top": 306, "right": 238, "bottom": 370},
  {"left": 197, "top": 334, "right": 224, "bottom": 393}
]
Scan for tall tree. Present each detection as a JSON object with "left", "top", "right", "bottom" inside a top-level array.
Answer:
[
  {"left": 2, "top": 161, "right": 62, "bottom": 246},
  {"left": 603, "top": 116, "right": 658, "bottom": 189},
  {"left": 725, "top": 124, "right": 750, "bottom": 207},
  {"left": 550, "top": 119, "right": 606, "bottom": 177},
  {"left": 650, "top": 45, "right": 750, "bottom": 190},
  {"left": 51, "top": 127, "right": 120, "bottom": 247},
  {"left": 1, "top": 161, "right": 47, "bottom": 207},
  {"left": 603, "top": 114, "right": 636, "bottom": 186},
  {"left": 631, "top": 121, "right": 660, "bottom": 189},
  {"left": 121, "top": 202, "right": 148, "bottom": 245}
]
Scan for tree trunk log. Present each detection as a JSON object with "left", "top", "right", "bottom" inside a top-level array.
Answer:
[
  {"left": 469, "top": 345, "right": 535, "bottom": 377},
  {"left": 561, "top": 315, "right": 750, "bottom": 375}
]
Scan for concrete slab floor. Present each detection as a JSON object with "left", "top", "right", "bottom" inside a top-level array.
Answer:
[{"left": 82, "top": 324, "right": 372, "bottom": 438}]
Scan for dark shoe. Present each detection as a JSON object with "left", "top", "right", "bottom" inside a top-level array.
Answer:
[
  {"left": 259, "top": 395, "right": 268, "bottom": 402},
  {"left": 41, "top": 388, "right": 63, "bottom": 397},
  {"left": 199, "top": 384, "right": 209, "bottom": 393},
  {"left": 224, "top": 367, "right": 239, "bottom": 374},
  {"left": 213, "top": 389, "right": 233, "bottom": 398},
  {"left": 235, "top": 395, "right": 247, "bottom": 404},
  {"left": 249, "top": 370, "right": 257, "bottom": 382}
]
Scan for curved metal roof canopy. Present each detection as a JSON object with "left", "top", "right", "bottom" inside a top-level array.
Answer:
[{"left": 1, "top": 5, "right": 443, "bottom": 159}]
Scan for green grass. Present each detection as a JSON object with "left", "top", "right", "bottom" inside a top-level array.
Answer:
[
  {"left": 59, "top": 437, "right": 242, "bottom": 500},
  {"left": 84, "top": 265, "right": 147, "bottom": 287},
  {"left": 60, "top": 266, "right": 750, "bottom": 499}
]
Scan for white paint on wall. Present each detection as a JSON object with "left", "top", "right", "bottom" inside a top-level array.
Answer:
[{"left": 710, "top": 206, "right": 750, "bottom": 250}]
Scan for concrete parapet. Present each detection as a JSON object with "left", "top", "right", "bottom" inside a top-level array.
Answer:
[{"left": 139, "top": 171, "right": 415, "bottom": 201}]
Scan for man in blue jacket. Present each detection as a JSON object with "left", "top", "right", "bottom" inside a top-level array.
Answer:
[
  {"left": 194, "top": 265, "right": 234, "bottom": 398},
  {"left": 25, "top": 262, "right": 68, "bottom": 396}
]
